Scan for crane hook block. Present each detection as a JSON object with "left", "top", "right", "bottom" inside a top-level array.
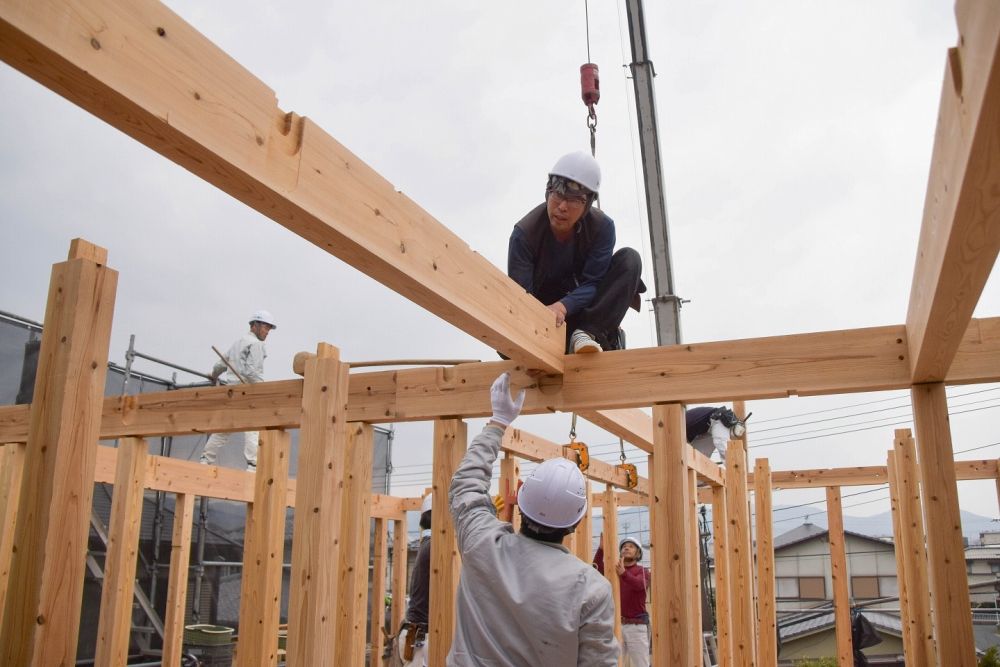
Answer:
[{"left": 580, "top": 63, "right": 600, "bottom": 107}]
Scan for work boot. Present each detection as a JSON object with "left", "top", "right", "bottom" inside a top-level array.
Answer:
[{"left": 571, "top": 329, "right": 602, "bottom": 354}]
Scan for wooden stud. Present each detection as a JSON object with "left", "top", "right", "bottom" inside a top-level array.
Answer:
[
  {"left": 887, "top": 452, "right": 916, "bottom": 664},
  {"left": 392, "top": 518, "right": 408, "bottom": 635},
  {"left": 335, "top": 423, "right": 375, "bottom": 666},
  {"left": 236, "top": 429, "right": 290, "bottom": 667},
  {"left": 825, "top": 487, "right": 853, "bottom": 667},
  {"left": 428, "top": 419, "right": 466, "bottom": 667},
  {"left": 689, "top": 467, "right": 703, "bottom": 667},
  {"left": 162, "top": 492, "right": 196, "bottom": 667},
  {"left": 995, "top": 459, "right": 1000, "bottom": 513},
  {"left": 894, "top": 429, "right": 935, "bottom": 664},
  {"left": 574, "top": 481, "right": 593, "bottom": 563},
  {"left": 753, "top": 459, "right": 777, "bottom": 667},
  {"left": 711, "top": 484, "right": 733, "bottom": 667},
  {"left": 95, "top": 437, "right": 149, "bottom": 666},
  {"left": 0, "top": 242, "right": 117, "bottom": 666},
  {"left": 725, "top": 439, "right": 755, "bottom": 667},
  {"left": 650, "top": 404, "right": 693, "bottom": 666},
  {"left": 499, "top": 452, "right": 521, "bottom": 531},
  {"left": 286, "top": 343, "right": 350, "bottom": 666},
  {"left": 600, "top": 484, "right": 623, "bottom": 659},
  {"left": 371, "top": 518, "right": 389, "bottom": 666},
  {"left": 0, "top": 442, "right": 25, "bottom": 628}
]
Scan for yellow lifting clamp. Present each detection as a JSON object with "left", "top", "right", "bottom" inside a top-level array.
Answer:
[
  {"left": 617, "top": 462, "right": 638, "bottom": 490},
  {"left": 564, "top": 413, "right": 590, "bottom": 471}
]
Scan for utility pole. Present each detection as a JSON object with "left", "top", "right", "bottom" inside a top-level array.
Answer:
[{"left": 624, "top": 0, "right": 682, "bottom": 346}]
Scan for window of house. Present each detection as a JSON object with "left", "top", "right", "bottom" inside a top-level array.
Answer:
[
  {"left": 776, "top": 577, "right": 799, "bottom": 599},
  {"left": 798, "top": 576, "right": 826, "bottom": 600},
  {"left": 990, "top": 562, "right": 1000, "bottom": 574},
  {"left": 879, "top": 576, "right": 898, "bottom": 597},
  {"left": 852, "top": 576, "right": 880, "bottom": 599}
]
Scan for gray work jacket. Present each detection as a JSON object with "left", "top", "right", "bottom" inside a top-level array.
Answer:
[{"left": 447, "top": 425, "right": 618, "bottom": 666}]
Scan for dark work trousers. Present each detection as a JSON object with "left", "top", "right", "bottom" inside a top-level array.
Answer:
[{"left": 565, "top": 247, "right": 643, "bottom": 352}]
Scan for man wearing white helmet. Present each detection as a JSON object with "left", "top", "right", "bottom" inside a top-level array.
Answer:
[
  {"left": 594, "top": 536, "right": 651, "bottom": 666},
  {"left": 394, "top": 493, "right": 433, "bottom": 666},
  {"left": 199, "top": 310, "right": 276, "bottom": 471},
  {"left": 447, "top": 373, "right": 617, "bottom": 666},
  {"left": 508, "top": 151, "right": 645, "bottom": 354}
]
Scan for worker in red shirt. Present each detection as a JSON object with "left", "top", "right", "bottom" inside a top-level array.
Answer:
[{"left": 594, "top": 536, "right": 651, "bottom": 667}]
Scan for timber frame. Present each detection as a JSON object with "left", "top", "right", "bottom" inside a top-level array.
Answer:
[{"left": 0, "top": 0, "right": 998, "bottom": 665}]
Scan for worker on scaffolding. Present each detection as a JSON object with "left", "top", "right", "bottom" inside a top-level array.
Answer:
[
  {"left": 508, "top": 151, "right": 645, "bottom": 354},
  {"left": 448, "top": 373, "right": 618, "bottom": 666},
  {"left": 686, "top": 406, "right": 746, "bottom": 462},
  {"left": 394, "top": 493, "right": 433, "bottom": 666},
  {"left": 199, "top": 310, "right": 276, "bottom": 471},
  {"left": 594, "top": 537, "right": 651, "bottom": 666}
]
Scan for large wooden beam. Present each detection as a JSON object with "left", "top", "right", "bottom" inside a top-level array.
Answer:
[
  {"left": 751, "top": 458, "right": 997, "bottom": 489},
  {"left": 0, "top": 240, "right": 117, "bottom": 666},
  {"left": 725, "top": 439, "right": 755, "bottom": 667},
  {"left": 0, "top": 0, "right": 564, "bottom": 373},
  {"left": 1, "top": 317, "right": 999, "bottom": 443},
  {"left": 906, "top": 0, "right": 1000, "bottom": 382}
]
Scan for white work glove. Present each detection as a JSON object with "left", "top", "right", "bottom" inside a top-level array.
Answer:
[{"left": 490, "top": 372, "right": 525, "bottom": 427}]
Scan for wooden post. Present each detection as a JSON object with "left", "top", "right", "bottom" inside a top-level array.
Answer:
[
  {"left": 237, "top": 429, "right": 291, "bottom": 667},
  {"left": 335, "top": 423, "right": 375, "bottom": 666},
  {"left": 371, "top": 518, "right": 389, "bottom": 667},
  {"left": 650, "top": 404, "right": 693, "bottom": 665},
  {"left": 601, "top": 484, "right": 623, "bottom": 660},
  {"left": 911, "top": 383, "right": 976, "bottom": 666},
  {"left": 95, "top": 437, "right": 149, "bottom": 665},
  {"left": 725, "top": 438, "right": 755, "bottom": 667},
  {"left": 428, "top": 419, "right": 466, "bottom": 667},
  {"left": 0, "top": 442, "right": 26, "bottom": 628},
  {"left": 574, "top": 481, "right": 593, "bottom": 563},
  {"left": 392, "top": 518, "right": 408, "bottom": 634},
  {"left": 1, "top": 239, "right": 117, "bottom": 666},
  {"left": 499, "top": 452, "right": 521, "bottom": 531},
  {"left": 825, "top": 487, "right": 853, "bottom": 667},
  {"left": 754, "top": 459, "right": 777, "bottom": 667},
  {"left": 894, "top": 429, "right": 934, "bottom": 664},
  {"left": 162, "top": 492, "right": 196, "bottom": 667},
  {"left": 712, "top": 484, "right": 733, "bottom": 667},
  {"left": 287, "top": 342, "right": 350, "bottom": 665},
  {"left": 887, "top": 452, "right": 916, "bottom": 664},
  {"left": 995, "top": 459, "right": 1000, "bottom": 516},
  {"left": 690, "top": 467, "right": 704, "bottom": 667}
]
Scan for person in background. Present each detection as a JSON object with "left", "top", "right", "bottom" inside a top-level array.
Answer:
[
  {"left": 594, "top": 536, "right": 651, "bottom": 666},
  {"left": 396, "top": 493, "right": 433, "bottom": 666},
  {"left": 686, "top": 405, "right": 747, "bottom": 462}
]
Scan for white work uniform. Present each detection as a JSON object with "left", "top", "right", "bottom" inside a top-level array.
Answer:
[
  {"left": 690, "top": 418, "right": 731, "bottom": 462},
  {"left": 200, "top": 331, "right": 267, "bottom": 469},
  {"left": 448, "top": 425, "right": 618, "bottom": 667}
]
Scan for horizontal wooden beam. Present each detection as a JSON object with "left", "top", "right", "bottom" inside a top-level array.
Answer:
[
  {"left": 906, "top": 0, "right": 1000, "bottom": 382},
  {"left": 0, "top": 0, "right": 563, "bottom": 373},
  {"left": 1, "top": 318, "right": 998, "bottom": 443},
  {"left": 747, "top": 459, "right": 997, "bottom": 489},
  {"left": 577, "top": 408, "right": 654, "bottom": 453}
]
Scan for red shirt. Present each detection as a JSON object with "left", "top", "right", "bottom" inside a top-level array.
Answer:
[{"left": 593, "top": 544, "right": 650, "bottom": 620}]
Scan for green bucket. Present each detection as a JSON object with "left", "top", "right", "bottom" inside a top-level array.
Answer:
[{"left": 183, "top": 624, "right": 234, "bottom": 646}]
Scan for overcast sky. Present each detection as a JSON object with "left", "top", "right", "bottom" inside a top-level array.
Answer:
[{"left": 2, "top": 1, "right": 998, "bottom": 526}]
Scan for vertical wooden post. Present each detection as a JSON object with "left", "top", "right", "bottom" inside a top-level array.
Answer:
[
  {"left": 499, "top": 452, "right": 521, "bottom": 531},
  {"left": 887, "top": 452, "right": 916, "bottom": 664},
  {"left": 1, "top": 239, "right": 117, "bottom": 666},
  {"left": 754, "top": 459, "right": 777, "bottom": 667},
  {"left": 428, "top": 419, "right": 466, "bottom": 667},
  {"left": 335, "top": 423, "right": 375, "bottom": 666},
  {"left": 690, "top": 467, "right": 704, "bottom": 667},
  {"left": 392, "top": 518, "right": 408, "bottom": 634},
  {"left": 574, "top": 481, "right": 593, "bottom": 563},
  {"left": 825, "top": 487, "right": 853, "bottom": 667},
  {"left": 725, "top": 438, "right": 755, "bottom": 667},
  {"left": 162, "top": 492, "right": 196, "bottom": 667},
  {"left": 601, "top": 484, "right": 623, "bottom": 661},
  {"left": 995, "top": 459, "right": 1000, "bottom": 516},
  {"left": 95, "top": 437, "right": 149, "bottom": 665},
  {"left": 911, "top": 383, "right": 976, "bottom": 666},
  {"left": 371, "top": 518, "right": 389, "bottom": 666},
  {"left": 237, "top": 429, "right": 291, "bottom": 667},
  {"left": 712, "top": 485, "right": 733, "bottom": 667},
  {"left": 563, "top": 524, "right": 578, "bottom": 554},
  {"left": 650, "top": 404, "right": 693, "bottom": 666},
  {"left": 287, "top": 342, "right": 350, "bottom": 665},
  {"left": 0, "top": 442, "right": 26, "bottom": 628},
  {"left": 894, "top": 428, "right": 934, "bottom": 664}
]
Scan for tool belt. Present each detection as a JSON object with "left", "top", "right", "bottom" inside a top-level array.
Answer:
[
  {"left": 400, "top": 622, "right": 427, "bottom": 661},
  {"left": 622, "top": 615, "right": 650, "bottom": 625}
]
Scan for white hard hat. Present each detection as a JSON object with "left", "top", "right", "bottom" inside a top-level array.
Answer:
[
  {"left": 517, "top": 458, "right": 588, "bottom": 529},
  {"left": 549, "top": 151, "right": 601, "bottom": 194},
  {"left": 249, "top": 309, "right": 277, "bottom": 329},
  {"left": 619, "top": 537, "right": 643, "bottom": 560},
  {"left": 420, "top": 493, "right": 433, "bottom": 514}
]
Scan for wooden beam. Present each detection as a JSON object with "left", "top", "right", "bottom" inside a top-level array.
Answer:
[
  {"left": 725, "top": 439, "right": 754, "bottom": 667},
  {"left": 711, "top": 485, "right": 733, "bottom": 667},
  {"left": 0, "top": 0, "right": 564, "bottom": 373},
  {"left": 162, "top": 492, "right": 195, "bottom": 667},
  {"left": 336, "top": 423, "right": 375, "bottom": 667},
  {"left": 600, "top": 485, "right": 623, "bottom": 661},
  {"left": 391, "top": 518, "right": 408, "bottom": 636},
  {"left": 286, "top": 343, "right": 350, "bottom": 665},
  {"left": 573, "top": 482, "right": 594, "bottom": 564},
  {"left": 236, "top": 429, "right": 290, "bottom": 667},
  {"left": 753, "top": 459, "right": 777, "bottom": 667},
  {"left": 428, "top": 419, "right": 465, "bottom": 667},
  {"left": 906, "top": 0, "right": 1000, "bottom": 382},
  {"left": 371, "top": 518, "right": 389, "bottom": 666},
  {"left": 0, "top": 442, "right": 25, "bottom": 629},
  {"left": 826, "top": 487, "right": 853, "bottom": 667},
  {"left": 578, "top": 408, "right": 654, "bottom": 453},
  {"left": 499, "top": 452, "right": 521, "bottom": 531},
  {"left": 649, "top": 404, "right": 693, "bottom": 666},
  {"left": 95, "top": 437, "right": 148, "bottom": 666},
  {"left": 0, "top": 240, "right": 117, "bottom": 666}
]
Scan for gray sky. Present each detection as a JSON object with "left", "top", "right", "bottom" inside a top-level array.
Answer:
[{"left": 2, "top": 1, "right": 998, "bottom": 524}]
